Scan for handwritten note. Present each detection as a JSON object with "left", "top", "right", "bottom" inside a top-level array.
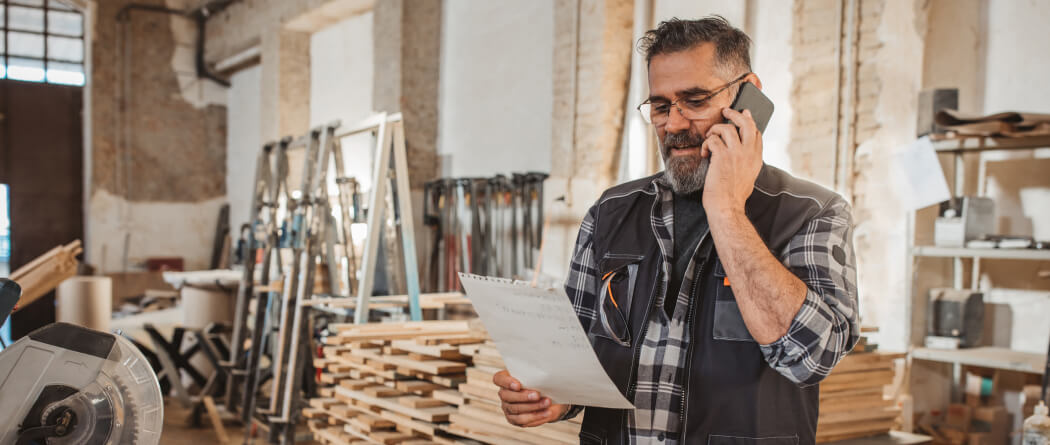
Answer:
[{"left": 458, "top": 273, "right": 634, "bottom": 409}]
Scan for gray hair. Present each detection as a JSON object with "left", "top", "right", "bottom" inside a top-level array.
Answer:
[{"left": 638, "top": 16, "right": 752, "bottom": 79}]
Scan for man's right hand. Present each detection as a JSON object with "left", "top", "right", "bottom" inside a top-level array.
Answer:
[{"left": 493, "top": 370, "right": 569, "bottom": 427}]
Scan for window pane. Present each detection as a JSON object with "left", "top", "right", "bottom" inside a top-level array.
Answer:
[
  {"left": 46, "top": 61, "right": 82, "bottom": 85},
  {"left": 7, "top": 57, "right": 45, "bottom": 82},
  {"left": 9, "top": 6, "right": 44, "bottom": 32},
  {"left": 9, "top": 32, "right": 44, "bottom": 58},
  {"left": 48, "top": 1, "right": 76, "bottom": 11},
  {"left": 47, "top": 35, "right": 81, "bottom": 62},
  {"left": 47, "top": 10, "right": 82, "bottom": 36},
  {"left": 12, "top": 0, "right": 45, "bottom": 6}
]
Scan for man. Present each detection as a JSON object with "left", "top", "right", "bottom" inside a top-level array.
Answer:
[{"left": 494, "top": 16, "right": 859, "bottom": 444}]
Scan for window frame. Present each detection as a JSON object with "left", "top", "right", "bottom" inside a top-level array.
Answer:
[{"left": 1, "top": 0, "right": 85, "bottom": 85}]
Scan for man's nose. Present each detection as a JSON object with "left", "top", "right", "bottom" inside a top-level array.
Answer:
[{"left": 664, "top": 105, "right": 691, "bottom": 134}]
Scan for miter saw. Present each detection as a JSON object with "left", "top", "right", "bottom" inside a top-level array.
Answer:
[{"left": 0, "top": 279, "right": 164, "bottom": 444}]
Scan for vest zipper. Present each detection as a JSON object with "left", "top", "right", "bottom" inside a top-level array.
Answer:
[
  {"left": 678, "top": 232, "right": 709, "bottom": 441},
  {"left": 624, "top": 268, "right": 663, "bottom": 440}
]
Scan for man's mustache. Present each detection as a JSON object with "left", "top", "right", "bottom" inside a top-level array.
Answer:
[{"left": 662, "top": 131, "right": 705, "bottom": 154}]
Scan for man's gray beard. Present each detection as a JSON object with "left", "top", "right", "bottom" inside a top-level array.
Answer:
[{"left": 663, "top": 153, "right": 709, "bottom": 194}]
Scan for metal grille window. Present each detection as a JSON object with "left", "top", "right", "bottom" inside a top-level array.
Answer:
[{"left": 1, "top": 0, "right": 84, "bottom": 86}]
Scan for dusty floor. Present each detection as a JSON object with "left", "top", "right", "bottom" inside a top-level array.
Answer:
[
  {"left": 159, "top": 398, "right": 247, "bottom": 445},
  {"left": 159, "top": 398, "right": 318, "bottom": 445}
]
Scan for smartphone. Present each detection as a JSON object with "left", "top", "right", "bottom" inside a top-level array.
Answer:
[{"left": 727, "top": 81, "right": 774, "bottom": 133}]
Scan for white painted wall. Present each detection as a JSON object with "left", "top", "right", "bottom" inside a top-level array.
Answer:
[
  {"left": 749, "top": 0, "right": 793, "bottom": 172},
  {"left": 309, "top": 11, "right": 376, "bottom": 191},
  {"left": 437, "top": 0, "right": 553, "bottom": 177},
  {"left": 226, "top": 65, "right": 262, "bottom": 234},
  {"left": 310, "top": 12, "right": 375, "bottom": 128},
  {"left": 652, "top": 0, "right": 746, "bottom": 26}
]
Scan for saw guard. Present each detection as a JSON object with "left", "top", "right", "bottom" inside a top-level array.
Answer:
[{"left": 0, "top": 323, "right": 163, "bottom": 445}]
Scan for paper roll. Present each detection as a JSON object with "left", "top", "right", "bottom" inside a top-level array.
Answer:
[
  {"left": 181, "top": 286, "right": 235, "bottom": 329},
  {"left": 56, "top": 276, "right": 113, "bottom": 332}
]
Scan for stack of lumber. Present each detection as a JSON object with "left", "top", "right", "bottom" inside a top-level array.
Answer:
[
  {"left": 816, "top": 330, "right": 905, "bottom": 443},
  {"left": 451, "top": 341, "right": 580, "bottom": 444},
  {"left": 9, "top": 240, "right": 82, "bottom": 309},
  {"left": 306, "top": 320, "right": 580, "bottom": 444}
]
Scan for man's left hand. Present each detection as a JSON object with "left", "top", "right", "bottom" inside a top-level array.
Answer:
[{"left": 701, "top": 108, "right": 764, "bottom": 218}]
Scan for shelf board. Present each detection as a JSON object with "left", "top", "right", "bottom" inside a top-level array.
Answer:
[
  {"left": 911, "top": 346, "right": 1046, "bottom": 374},
  {"left": 930, "top": 135, "right": 1050, "bottom": 153},
  {"left": 911, "top": 246, "right": 1050, "bottom": 260},
  {"left": 826, "top": 431, "right": 932, "bottom": 445}
]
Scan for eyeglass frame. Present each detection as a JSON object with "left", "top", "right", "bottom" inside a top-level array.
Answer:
[{"left": 637, "top": 72, "right": 752, "bottom": 125}]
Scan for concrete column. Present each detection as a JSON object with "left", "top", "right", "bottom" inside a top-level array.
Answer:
[
  {"left": 543, "top": 0, "right": 633, "bottom": 279},
  {"left": 260, "top": 28, "right": 310, "bottom": 141},
  {"left": 372, "top": 0, "right": 441, "bottom": 189},
  {"left": 551, "top": 0, "right": 634, "bottom": 189}
]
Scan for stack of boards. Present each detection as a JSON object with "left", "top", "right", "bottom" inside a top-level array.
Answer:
[
  {"left": 816, "top": 331, "right": 905, "bottom": 443},
  {"left": 306, "top": 320, "right": 581, "bottom": 444}
]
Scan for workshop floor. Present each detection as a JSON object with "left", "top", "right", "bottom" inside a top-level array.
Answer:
[
  {"left": 159, "top": 398, "right": 318, "bottom": 445},
  {"left": 160, "top": 398, "right": 246, "bottom": 445}
]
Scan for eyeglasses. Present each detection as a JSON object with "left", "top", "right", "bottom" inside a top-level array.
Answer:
[{"left": 637, "top": 73, "right": 750, "bottom": 126}]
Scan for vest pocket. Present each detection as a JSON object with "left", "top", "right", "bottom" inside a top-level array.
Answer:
[
  {"left": 708, "top": 434, "right": 799, "bottom": 445},
  {"left": 589, "top": 254, "right": 643, "bottom": 347},
  {"left": 712, "top": 261, "right": 755, "bottom": 342},
  {"left": 579, "top": 429, "right": 607, "bottom": 445}
]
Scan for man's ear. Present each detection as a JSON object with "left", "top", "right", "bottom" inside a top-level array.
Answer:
[{"left": 745, "top": 73, "right": 763, "bottom": 90}]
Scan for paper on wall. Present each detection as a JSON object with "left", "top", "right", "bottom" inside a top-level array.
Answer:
[{"left": 891, "top": 136, "right": 952, "bottom": 211}]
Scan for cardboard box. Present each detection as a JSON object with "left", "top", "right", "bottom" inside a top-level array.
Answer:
[
  {"left": 947, "top": 404, "right": 974, "bottom": 432},
  {"left": 971, "top": 406, "right": 1009, "bottom": 445},
  {"left": 967, "top": 432, "right": 996, "bottom": 445}
]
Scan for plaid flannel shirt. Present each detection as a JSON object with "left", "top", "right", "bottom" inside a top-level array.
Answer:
[{"left": 561, "top": 175, "right": 859, "bottom": 443}]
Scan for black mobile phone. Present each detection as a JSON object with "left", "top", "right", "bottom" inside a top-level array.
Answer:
[{"left": 727, "top": 81, "right": 774, "bottom": 133}]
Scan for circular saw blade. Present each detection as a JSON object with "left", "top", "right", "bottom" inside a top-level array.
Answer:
[{"left": 45, "top": 335, "right": 162, "bottom": 445}]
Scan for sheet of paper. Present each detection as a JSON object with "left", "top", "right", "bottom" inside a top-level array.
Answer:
[
  {"left": 892, "top": 136, "right": 951, "bottom": 211},
  {"left": 458, "top": 273, "right": 634, "bottom": 409}
]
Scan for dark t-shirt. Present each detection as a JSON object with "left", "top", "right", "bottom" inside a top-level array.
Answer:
[{"left": 668, "top": 190, "right": 708, "bottom": 318}]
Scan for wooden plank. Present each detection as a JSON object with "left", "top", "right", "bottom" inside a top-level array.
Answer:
[
  {"left": 367, "top": 430, "right": 418, "bottom": 444},
  {"left": 349, "top": 413, "right": 396, "bottom": 432},
  {"left": 458, "top": 382, "right": 500, "bottom": 402},
  {"left": 445, "top": 424, "right": 538, "bottom": 445},
  {"left": 820, "top": 369, "right": 894, "bottom": 393},
  {"left": 416, "top": 334, "right": 488, "bottom": 346},
  {"left": 378, "top": 410, "right": 441, "bottom": 436},
  {"left": 832, "top": 352, "right": 904, "bottom": 374},
  {"left": 392, "top": 340, "right": 470, "bottom": 360},
  {"left": 337, "top": 386, "right": 457, "bottom": 423},
  {"left": 394, "top": 380, "right": 443, "bottom": 395},
  {"left": 456, "top": 404, "right": 578, "bottom": 444},
  {"left": 202, "top": 396, "right": 230, "bottom": 445},
  {"left": 818, "top": 405, "right": 900, "bottom": 424},
  {"left": 364, "top": 386, "right": 404, "bottom": 398},
  {"left": 341, "top": 379, "right": 375, "bottom": 390},
  {"left": 398, "top": 395, "right": 448, "bottom": 409},
  {"left": 448, "top": 414, "right": 551, "bottom": 445},
  {"left": 432, "top": 389, "right": 466, "bottom": 406},
  {"left": 311, "top": 398, "right": 342, "bottom": 410}
]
